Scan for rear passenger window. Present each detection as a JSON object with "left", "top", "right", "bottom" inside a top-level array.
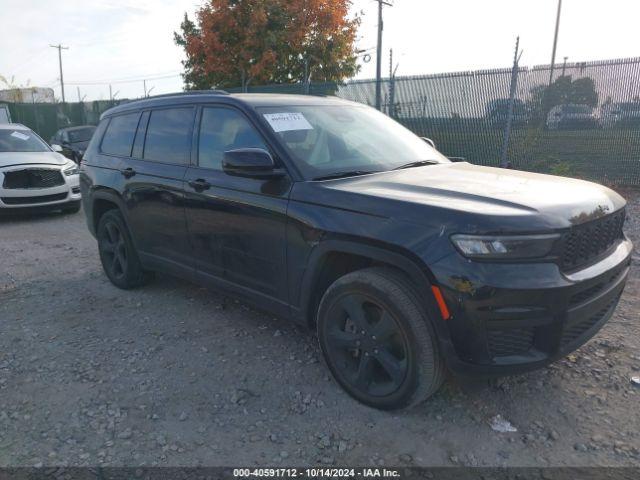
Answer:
[
  {"left": 101, "top": 112, "right": 140, "bottom": 157},
  {"left": 143, "top": 108, "right": 194, "bottom": 164},
  {"left": 198, "top": 107, "right": 267, "bottom": 170}
]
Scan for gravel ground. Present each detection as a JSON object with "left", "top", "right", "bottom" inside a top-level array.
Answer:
[{"left": 0, "top": 191, "right": 639, "bottom": 468}]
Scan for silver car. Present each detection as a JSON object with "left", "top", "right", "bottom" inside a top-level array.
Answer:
[{"left": 0, "top": 123, "right": 81, "bottom": 213}]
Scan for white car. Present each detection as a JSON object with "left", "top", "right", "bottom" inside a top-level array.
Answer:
[
  {"left": 546, "top": 104, "right": 599, "bottom": 130},
  {"left": 0, "top": 123, "right": 81, "bottom": 213}
]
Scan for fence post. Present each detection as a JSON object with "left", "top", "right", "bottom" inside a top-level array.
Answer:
[{"left": 500, "top": 37, "right": 521, "bottom": 168}]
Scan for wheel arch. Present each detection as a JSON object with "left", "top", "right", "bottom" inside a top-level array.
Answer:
[
  {"left": 299, "top": 239, "right": 439, "bottom": 330},
  {"left": 90, "top": 188, "right": 129, "bottom": 236}
]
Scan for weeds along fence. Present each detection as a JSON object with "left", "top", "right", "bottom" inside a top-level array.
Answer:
[{"left": 6, "top": 57, "right": 640, "bottom": 185}]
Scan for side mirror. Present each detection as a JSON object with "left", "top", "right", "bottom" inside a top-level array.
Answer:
[
  {"left": 421, "top": 137, "right": 436, "bottom": 149},
  {"left": 51, "top": 144, "right": 64, "bottom": 153},
  {"left": 222, "top": 148, "right": 285, "bottom": 179}
]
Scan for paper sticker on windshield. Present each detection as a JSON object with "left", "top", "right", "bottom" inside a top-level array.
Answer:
[
  {"left": 11, "top": 131, "right": 30, "bottom": 141},
  {"left": 263, "top": 112, "right": 313, "bottom": 133}
]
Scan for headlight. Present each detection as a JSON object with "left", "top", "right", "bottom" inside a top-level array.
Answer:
[
  {"left": 451, "top": 234, "right": 560, "bottom": 260},
  {"left": 63, "top": 164, "right": 79, "bottom": 176}
]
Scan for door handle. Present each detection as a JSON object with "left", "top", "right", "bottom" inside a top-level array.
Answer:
[
  {"left": 120, "top": 167, "right": 136, "bottom": 179},
  {"left": 188, "top": 178, "right": 211, "bottom": 191}
]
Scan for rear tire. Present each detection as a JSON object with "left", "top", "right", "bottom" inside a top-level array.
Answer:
[
  {"left": 317, "top": 267, "right": 445, "bottom": 410},
  {"left": 97, "top": 209, "right": 152, "bottom": 289}
]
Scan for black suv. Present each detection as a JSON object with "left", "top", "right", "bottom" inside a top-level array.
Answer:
[{"left": 80, "top": 91, "right": 632, "bottom": 410}]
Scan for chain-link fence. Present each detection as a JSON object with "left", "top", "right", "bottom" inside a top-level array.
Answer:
[{"left": 6, "top": 57, "right": 640, "bottom": 185}]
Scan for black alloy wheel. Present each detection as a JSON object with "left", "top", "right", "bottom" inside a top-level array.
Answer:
[{"left": 317, "top": 267, "right": 445, "bottom": 410}]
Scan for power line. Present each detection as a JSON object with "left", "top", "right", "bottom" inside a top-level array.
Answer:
[{"left": 65, "top": 71, "right": 181, "bottom": 86}]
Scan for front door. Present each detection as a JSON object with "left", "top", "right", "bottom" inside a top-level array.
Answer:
[{"left": 184, "top": 105, "right": 291, "bottom": 312}]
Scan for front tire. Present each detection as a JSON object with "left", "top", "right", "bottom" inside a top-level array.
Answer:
[
  {"left": 317, "top": 267, "right": 445, "bottom": 410},
  {"left": 97, "top": 209, "right": 152, "bottom": 289}
]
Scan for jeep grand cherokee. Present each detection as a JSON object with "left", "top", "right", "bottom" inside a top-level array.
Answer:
[{"left": 79, "top": 92, "right": 632, "bottom": 410}]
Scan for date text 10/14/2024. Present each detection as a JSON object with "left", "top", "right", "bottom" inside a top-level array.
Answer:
[{"left": 233, "top": 468, "right": 401, "bottom": 478}]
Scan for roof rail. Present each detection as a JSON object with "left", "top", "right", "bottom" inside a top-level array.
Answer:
[{"left": 145, "top": 90, "right": 229, "bottom": 100}]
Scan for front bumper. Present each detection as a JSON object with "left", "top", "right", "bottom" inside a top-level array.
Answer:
[
  {"left": 0, "top": 167, "right": 80, "bottom": 210},
  {"left": 432, "top": 238, "right": 633, "bottom": 376}
]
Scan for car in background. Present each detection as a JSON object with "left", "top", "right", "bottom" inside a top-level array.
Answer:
[
  {"left": 49, "top": 125, "right": 97, "bottom": 164},
  {"left": 485, "top": 99, "right": 529, "bottom": 128},
  {"left": 547, "top": 104, "right": 599, "bottom": 130},
  {"left": 0, "top": 123, "right": 81, "bottom": 213},
  {"left": 600, "top": 101, "right": 640, "bottom": 128}
]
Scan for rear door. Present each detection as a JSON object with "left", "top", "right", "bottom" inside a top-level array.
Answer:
[
  {"left": 120, "top": 106, "right": 195, "bottom": 272},
  {"left": 184, "top": 105, "right": 292, "bottom": 313}
]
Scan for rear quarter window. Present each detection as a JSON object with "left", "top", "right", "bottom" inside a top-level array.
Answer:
[{"left": 100, "top": 112, "right": 141, "bottom": 157}]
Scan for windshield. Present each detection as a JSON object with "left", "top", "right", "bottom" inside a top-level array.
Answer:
[
  {"left": 0, "top": 129, "right": 50, "bottom": 152},
  {"left": 68, "top": 126, "right": 96, "bottom": 143},
  {"left": 258, "top": 105, "right": 449, "bottom": 179}
]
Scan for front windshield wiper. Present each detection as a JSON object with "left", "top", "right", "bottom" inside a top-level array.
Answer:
[
  {"left": 393, "top": 160, "right": 440, "bottom": 170},
  {"left": 312, "top": 170, "right": 380, "bottom": 181}
]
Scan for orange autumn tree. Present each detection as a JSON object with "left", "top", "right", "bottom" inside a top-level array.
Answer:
[{"left": 174, "top": 0, "right": 360, "bottom": 90}]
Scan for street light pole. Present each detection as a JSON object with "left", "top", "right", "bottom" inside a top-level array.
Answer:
[
  {"left": 50, "top": 44, "right": 69, "bottom": 103},
  {"left": 375, "top": 0, "right": 392, "bottom": 111},
  {"left": 548, "top": 0, "right": 563, "bottom": 85}
]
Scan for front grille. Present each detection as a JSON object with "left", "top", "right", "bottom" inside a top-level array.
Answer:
[
  {"left": 560, "top": 297, "right": 617, "bottom": 346},
  {"left": 1, "top": 192, "right": 68, "bottom": 205},
  {"left": 487, "top": 327, "right": 534, "bottom": 357},
  {"left": 3, "top": 168, "right": 64, "bottom": 189},
  {"left": 560, "top": 210, "right": 625, "bottom": 271}
]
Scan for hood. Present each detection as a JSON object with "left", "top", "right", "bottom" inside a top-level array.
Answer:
[
  {"left": 297, "top": 162, "right": 625, "bottom": 232},
  {"left": 0, "top": 151, "right": 70, "bottom": 168}
]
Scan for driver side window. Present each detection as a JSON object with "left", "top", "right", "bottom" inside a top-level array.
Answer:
[{"left": 198, "top": 107, "right": 267, "bottom": 170}]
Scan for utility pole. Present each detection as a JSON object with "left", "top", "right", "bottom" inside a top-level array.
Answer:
[
  {"left": 143, "top": 79, "right": 147, "bottom": 97},
  {"left": 50, "top": 44, "right": 69, "bottom": 103},
  {"left": 548, "top": 0, "right": 562, "bottom": 85},
  {"left": 375, "top": 0, "right": 392, "bottom": 111},
  {"left": 561, "top": 56, "right": 569, "bottom": 76}
]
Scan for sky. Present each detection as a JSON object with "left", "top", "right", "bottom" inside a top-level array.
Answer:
[{"left": 1, "top": 0, "right": 639, "bottom": 102}]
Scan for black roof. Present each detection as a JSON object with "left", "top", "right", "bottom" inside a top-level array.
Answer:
[{"left": 100, "top": 91, "right": 355, "bottom": 120}]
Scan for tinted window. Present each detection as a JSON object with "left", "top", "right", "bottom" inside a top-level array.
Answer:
[
  {"left": 143, "top": 108, "right": 194, "bottom": 164},
  {"left": 198, "top": 108, "right": 267, "bottom": 170},
  {"left": 131, "top": 111, "right": 150, "bottom": 159},
  {"left": 68, "top": 127, "right": 96, "bottom": 143},
  {"left": 101, "top": 113, "right": 140, "bottom": 157}
]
